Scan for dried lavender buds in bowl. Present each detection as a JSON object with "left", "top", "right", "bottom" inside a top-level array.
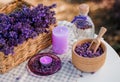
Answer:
[
  {"left": 72, "top": 39, "right": 107, "bottom": 72},
  {"left": 75, "top": 42, "right": 103, "bottom": 58}
]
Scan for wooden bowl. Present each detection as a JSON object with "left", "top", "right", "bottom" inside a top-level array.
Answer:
[{"left": 72, "top": 39, "right": 107, "bottom": 72}]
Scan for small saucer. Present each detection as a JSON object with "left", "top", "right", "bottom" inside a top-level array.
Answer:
[{"left": 27, "top": 53, "right": 61, "bottom": 76}]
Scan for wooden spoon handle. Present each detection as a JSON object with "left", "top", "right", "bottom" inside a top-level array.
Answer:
[
  {"left": 97, "top": 27, "right": 107, "bottom": 39},
  {"left": 89, "top": 27, "right": 107, "bottom": 53}
]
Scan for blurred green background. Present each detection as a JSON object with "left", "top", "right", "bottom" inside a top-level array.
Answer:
[{"left": 0, "top": 0, "right": 120, "bottom": 56}]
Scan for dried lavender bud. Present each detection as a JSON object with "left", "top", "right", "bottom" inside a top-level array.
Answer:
[
  {"left": 72, "top": 15, "right": 92, "bottom": 29},
  {"left": 75, "top": 42, "right": 103, "bottom": 58}
]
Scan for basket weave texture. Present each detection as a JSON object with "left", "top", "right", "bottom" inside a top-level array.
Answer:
[{"left": 0, "top": 0, "right": 55, "bottom": 74}]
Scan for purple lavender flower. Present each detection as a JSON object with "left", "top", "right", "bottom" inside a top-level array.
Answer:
[{"left": 0, "top": 4, "right": 56, "bottom": 55}]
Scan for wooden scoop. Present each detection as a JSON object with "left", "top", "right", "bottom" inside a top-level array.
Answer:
[{"left": 88, "top": 27, "right": 107, "bottom": 53}]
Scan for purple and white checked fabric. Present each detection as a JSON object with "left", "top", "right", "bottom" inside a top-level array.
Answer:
[{"left": 0, "top": 21, "right": 93, "bottom": 82}]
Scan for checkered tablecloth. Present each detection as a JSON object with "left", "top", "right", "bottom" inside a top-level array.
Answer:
[{"left": 1, "top": 21, "right": 119, "bottom": 82}]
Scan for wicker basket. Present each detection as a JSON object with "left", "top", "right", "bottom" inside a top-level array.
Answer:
[
  {"left": 72, "top": 39, "right": 107, "bottom": 72},
  {"left": 0, "top": 0, "right": 55, "bottom": 74}
]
